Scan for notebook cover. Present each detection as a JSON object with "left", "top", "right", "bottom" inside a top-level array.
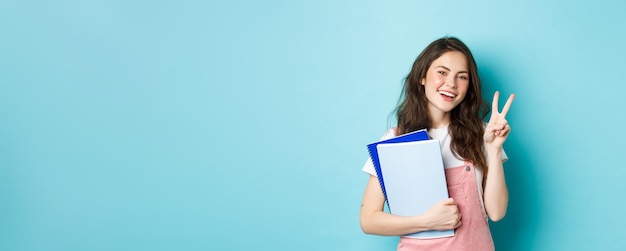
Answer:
[
  {"left": 366, "top": 129, "right": 429, "bottom": 202},
  {"left": 376, "top": 140, "right": 453, "bottom": 239}
]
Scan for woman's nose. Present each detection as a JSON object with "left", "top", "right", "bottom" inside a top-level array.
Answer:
[{"left": 445, "top": 78, "right": 456, "bottom": 88}]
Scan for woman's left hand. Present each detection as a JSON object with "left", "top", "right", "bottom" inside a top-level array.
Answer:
[{"left": 484, "top": 91, "right": 515, "bottom": 148}]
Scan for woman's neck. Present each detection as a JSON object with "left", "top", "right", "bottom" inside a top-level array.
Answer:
[{"left": 429, "top": 111, "right": 451, "bottom": 129}]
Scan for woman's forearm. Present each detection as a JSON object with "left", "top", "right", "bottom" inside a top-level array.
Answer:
[
  {"left": 360, "top": 176, "right": 435, "bottom": 235},
  {"left": 482, "top": 146, "right": 509, "bottom": 221},
  {"left": 360, "top": 209, "right": 431, "bottom": 236}
]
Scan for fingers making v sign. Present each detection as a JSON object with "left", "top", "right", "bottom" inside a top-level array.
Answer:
[{"left": 484, "top": 91, "right": 515, "bottom": 148}]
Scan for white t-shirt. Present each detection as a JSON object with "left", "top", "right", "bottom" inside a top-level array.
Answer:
[{"left": 362, "top": 125, "right": 508, "bottom": 212}]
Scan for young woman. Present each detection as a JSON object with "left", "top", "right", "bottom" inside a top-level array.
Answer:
[{"left": 360, "top": 37, "right": 514, "bottom": 250}]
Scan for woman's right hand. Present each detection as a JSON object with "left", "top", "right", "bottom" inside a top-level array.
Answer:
[
  {"left": 361, "top": 176, "right": 462, "bottom": 236},
  {"left": 421, "top": 198, "right": 462, "bottom": 230}
]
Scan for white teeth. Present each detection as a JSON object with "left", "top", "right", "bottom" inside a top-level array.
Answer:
[{"left": 438, "top": 91, "right": 456, "bottom": 98}]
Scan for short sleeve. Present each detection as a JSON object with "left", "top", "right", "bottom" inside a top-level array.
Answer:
[
  {"left": 502, "top": 148, "right": 509, "bottom": 163},
  {"left": 362, "top": 157, "right": 377, "bottom": 176},
  {"left": 361, "top": 128, "right": 397, "bottom": 176}
]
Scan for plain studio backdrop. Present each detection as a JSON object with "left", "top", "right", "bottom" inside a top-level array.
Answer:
[{"left": 1, "top": 0, "right": 625, "bottom": 250}]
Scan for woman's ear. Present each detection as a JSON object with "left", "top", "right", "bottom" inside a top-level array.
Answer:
[{"left": 421, "top": 78, "right": 425, "bottom": 85}]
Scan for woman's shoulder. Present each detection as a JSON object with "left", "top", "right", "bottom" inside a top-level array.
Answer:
[{"left": 380, "top": 127, "right": 398, "bottom": 140}]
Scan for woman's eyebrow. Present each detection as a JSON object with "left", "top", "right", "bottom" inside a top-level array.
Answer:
[
  {"left": 435, "top": 65, "right": 468, "bottom": 74},
  {"left": 434, "top": 65, "right": 450, "bottom": 71}
]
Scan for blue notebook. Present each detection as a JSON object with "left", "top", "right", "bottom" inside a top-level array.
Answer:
[
  {"left": 366, "top": 129, "right": 429, "bottom": 202},
  {"left": 376, "top": 140, "right": 453, "bottom": 239}
]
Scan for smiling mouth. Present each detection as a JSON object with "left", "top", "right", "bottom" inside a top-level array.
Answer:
[{"left": 438, "top": 90, "right": 456, "bottom": 98}]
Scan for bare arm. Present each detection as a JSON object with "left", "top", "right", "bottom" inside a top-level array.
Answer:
[
  {"left": 483, "top": 147, "right": 508, "bottom": 221},
  {"left": 482, "top": 91, "right": 515, "bottom": 222},
  {"left": 360, "top": 175, "right": 461, "bottom": 235}
]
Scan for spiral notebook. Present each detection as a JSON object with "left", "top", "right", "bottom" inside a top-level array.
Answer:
[
  {"left": 366, "top": 129, "right": 429, "bottom": 203},
  {"left": 376, "top": 140, "right": 453, "bottom": 239}
]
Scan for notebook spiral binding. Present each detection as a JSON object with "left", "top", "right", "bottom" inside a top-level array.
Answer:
[{"left": 366, "top": 146, "right": 390, "bottom": 207}]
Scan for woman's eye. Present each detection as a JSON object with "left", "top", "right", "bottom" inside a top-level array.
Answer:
[
  {"left": 459, "top": 75, "right": 469, "bottom": 80},
  {"left": 438, "top": 71, "right": 446, "bottom": 76}
]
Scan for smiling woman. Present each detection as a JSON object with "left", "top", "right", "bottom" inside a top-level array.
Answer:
[
  {"left": 421, "top": 51, "right": 471, "bottom": 123},
  {"left": 3, "top": 0, "right": 626, "bottom": 250},
  {"left": 359, "top": 37, "right": 514, "bottom": 250}
]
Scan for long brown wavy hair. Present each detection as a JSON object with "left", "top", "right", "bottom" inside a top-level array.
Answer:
[{"left": 395, "top": 37, "right": 490, "bottom": 174}]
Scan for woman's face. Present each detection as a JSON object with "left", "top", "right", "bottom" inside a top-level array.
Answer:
[{"left": 421, "top": 51, "right": 470, "bottom": 116}]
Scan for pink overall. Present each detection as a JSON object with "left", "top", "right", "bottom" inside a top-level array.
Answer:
[{"left": 397, "top": 162, "right": 495, "bottom": 251}]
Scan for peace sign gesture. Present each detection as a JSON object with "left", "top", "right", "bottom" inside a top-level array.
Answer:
[{"left": 484, "top": 91, "right": 515, "bottom": 148}]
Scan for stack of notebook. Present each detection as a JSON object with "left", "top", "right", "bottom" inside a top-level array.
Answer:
[{"left": 366, "top": 129, "right": 454, "bottom": 239}]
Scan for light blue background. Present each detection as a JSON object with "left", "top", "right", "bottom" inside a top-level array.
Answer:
[{"left": 1, "top": 0, "right": 625, "bottom": 250}]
